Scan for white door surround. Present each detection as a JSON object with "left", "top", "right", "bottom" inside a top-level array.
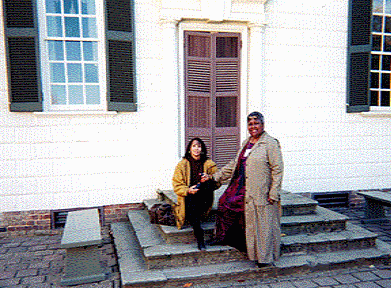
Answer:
[{"left": 159, "top": 0, "right": 268, "bottom": 157}]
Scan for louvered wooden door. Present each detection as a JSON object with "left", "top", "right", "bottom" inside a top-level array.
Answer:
[{"left": 185, "top": 31, "right": 240, "bottom": 168}]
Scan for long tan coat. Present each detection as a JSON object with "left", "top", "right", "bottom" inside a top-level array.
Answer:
[
  {"left": 212, "top": 132, "right": 284, "bottom": 263},
  {"left": 172, "top": 158, "right": 219, "bottom": 229}
]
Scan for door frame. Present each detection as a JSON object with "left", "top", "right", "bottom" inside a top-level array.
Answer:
[{"left": 178, "top": 21, "right": 249, "bottom": 158}]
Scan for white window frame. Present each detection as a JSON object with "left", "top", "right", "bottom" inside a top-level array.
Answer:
[
  {"left": 370, "top": 0, "right": 391, "bottom": 111},
  {"left": 37, "top": 0, "right": 107, "bottom": 112}
]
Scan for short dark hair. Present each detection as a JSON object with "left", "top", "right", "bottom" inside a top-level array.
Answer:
[
  {"left": 184, "top": 137, "right": 208, "bottom": 162},
  {"left": 247, "top": 111, "right": 264, "bottom": 124}
]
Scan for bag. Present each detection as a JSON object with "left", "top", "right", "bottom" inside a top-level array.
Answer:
[{"left": 149, "top": 203, "right": 176, "bottom": 226}]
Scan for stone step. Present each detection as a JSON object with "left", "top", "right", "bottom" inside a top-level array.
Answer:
[
  {"left": 127, "top": 209, "right": 165, "bottom": 249},
  {"left": 281, "top": 223, "right": 378, "bottom": 255},
  {"left": 112, "top": 222, "right": 391, "bottom": 288},
  {"left": 281, "top": 205, "right": 348, "bottom": 236},
  {"left": 143, "top": 200, "right": 348, "bottom": 245},
  {"left": 128, "top": 209, "right": 372, "bottom": 269},
  {"left": 156, "top": 189, "right": 318, "bottom": 217},
  {"left": 158, "top": 222, "right": 215, "bottom": 244},
  {"left": 128, "top": 210, "right": 246, "bottom": 269},
  {"left": 143, "top": 242, "right": 247, "bottom": 270}
]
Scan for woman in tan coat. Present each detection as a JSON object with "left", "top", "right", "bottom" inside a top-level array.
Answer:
[
  {"left": 172, "top": 138, "right": 219, "bottom": 250},
  {"left": 203, "top": 112, "right": 283, "bottom": 267}
]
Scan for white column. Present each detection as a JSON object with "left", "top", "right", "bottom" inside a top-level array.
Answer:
[
  {"left": 247, "top": 23, "right": 266, "bottom": 114},
  {"left": 160, "top": 18, "right": 182, "bottom": 157}
]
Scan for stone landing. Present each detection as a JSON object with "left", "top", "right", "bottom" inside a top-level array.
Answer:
[{"left": 112, "top": 190, "right": 391, "bottom": 287}]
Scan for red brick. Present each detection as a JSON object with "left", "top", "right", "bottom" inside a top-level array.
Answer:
[
  {"left": 39, "top": 214, "right": 51, "bottom": 220},
  {"left": 27, "top": 215, "right": 39, "bottom": 220}
]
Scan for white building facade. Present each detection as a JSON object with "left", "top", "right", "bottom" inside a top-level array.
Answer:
[{"left": 0, "top": 0, "right": 390, "bottom": 216}]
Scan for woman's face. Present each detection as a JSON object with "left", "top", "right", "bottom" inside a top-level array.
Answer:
[
  {"left": 190, "top": 140, "right": 202, "bottom": 160},
  {"left": 247, "top": 117, "right": 264, "bottom": 139}
]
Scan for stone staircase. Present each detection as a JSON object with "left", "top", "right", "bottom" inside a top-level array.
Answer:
[{"left": 111, "top": 188, "right": 391, "bottom": 287}]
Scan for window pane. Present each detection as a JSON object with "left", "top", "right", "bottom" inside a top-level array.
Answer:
[
  {"left": 374, "top": 0, "right": 383, "bottom": 13},
  {"left": 381, "top": 90, "right": 391, "bottom": 105},
  {"left": 382, "top": 55, "right": 391, "bottom": 70},
  {"left": 67, "top": 63, "right": 82, "bottom": 82},
  {"left": 64, "top": 0, "right": 79, "bottom": 14},
  {"left": 47, "top": 16, "right": 63, "bottom": 37},
  {"left": 82, "top": 18, "right": 97, "bottom": 38},
  {"left": 382, "top": 73, "right": 390, "bottom": 88},
  {"left": 216, "top": 37, "right": 238, "bottom": 58},
  {"left": 373, "top": 16, "right": 383, "bottom": 32},
  {"left": 373, "top": 34, "right": 382, "bottom": 51},
  {"left": 46, "top": 0, "right": 62, "bottom": 13},
  {"left": 216, "top": 97, "right": 237, "bottom": 127},
  {"left": 69, "top": 85, "right": 84, "bottom": 104},
  {"left": 371, "top": 90, "right": 379, "bottom": 106},
  {"left": 385, "top": 16, "right": 391, "bottom": 32},
  {"left": 65, "top": 17, "right": 80, "bottom": 37},
  {"left": 51, "top": 85, "right": 66, "bottom": 104},
  {"left": 387, "top": 0, "right": 391, "bottom": 14},
  {"left": 83, "top": 42, "right": 98, "bottom": 61},
  {"left": 86, "top": 85, "right": 100, "bottom": 104},
  {"left": 371, "top": 72, "right": 380, "bottom": 88},
  {"left": 188, "top": 35, "right": 211, "bottom": 58},
  {"left": 48, "top": 41, "right": 64, "bottom": 60},
  {"left": 85, "top": 64, "right": 98, "bottom": 82},
  {"left": 66, "top": 41, "right": 81, "bottom": 60},
  {"left": 384, "top": 35, "right": 391, "bottom": 51},
  {"left": 50, "top": 63, "right": 65, "bottom": 83},
  {"left": 82, "top": 0, "right": 96, "bottom": 15},
  {"left": 372, "top": 54, "right": 380, "bottom": 70}
]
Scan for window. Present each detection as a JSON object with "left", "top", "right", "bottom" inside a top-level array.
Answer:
[
  {"left": 347, "top": 0, "right": 391, "bottom": 112},
  {"left": 3, "top": 0, "right": 136, "bottom": 112},
  {"left": 41, "top": 0, "right": 103, "bottom": 110},
  {"left": 371, "top": 0, "right": 391, "bottom": 107}
]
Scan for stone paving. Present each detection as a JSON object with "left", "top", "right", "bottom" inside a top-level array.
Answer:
[
  {"left": 2, "top": 206, "right": 391, "bottom": 287},
  {"left": 0, "top": 226, "right": 120, "bottom": 288}
]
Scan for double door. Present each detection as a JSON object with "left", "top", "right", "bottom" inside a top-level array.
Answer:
[{"left": 184, "top": 31, "right": 241, "bottom": 167}]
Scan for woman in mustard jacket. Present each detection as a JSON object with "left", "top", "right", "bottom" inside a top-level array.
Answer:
[{"left": 172, "top": 138, "right": 219, "bottom": 250}]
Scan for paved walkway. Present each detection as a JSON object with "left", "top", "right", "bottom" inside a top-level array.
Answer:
[
  {"left": 1, "top": 206, "right": 391, "bottom": 288},
  {"left": 0, "top": 226, "right": 120, "bottom": 288}
]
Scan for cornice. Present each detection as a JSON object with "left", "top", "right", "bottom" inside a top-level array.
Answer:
[{"left": 160, "top": 0, "right": 267, "bottom": 27}]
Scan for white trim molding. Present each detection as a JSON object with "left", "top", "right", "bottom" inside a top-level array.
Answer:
[
  {"left": 160, "top": 0, "right": 267, "bottom": 25},
  {"left": 159, "top": 0, "right": 268, "bottom": 156},
  {"left": 178, "top": 21, "right": 249, "bottom": 155}
]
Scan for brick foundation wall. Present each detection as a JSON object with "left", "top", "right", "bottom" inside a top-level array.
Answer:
[
  {"left": 0, "top": 203, "right": 144, "bottom": 238},
  {"left": 0, "top": 210, "right": 53, "bottom": 237},
  {"left": 297, "top": 190, "right": 367, "bottom": 209},
  {"left": 103, "top": 203, "right": 144, "bottom": 223},
  {"left": 1, "top": 189, "right": 390, "bottom": 238}
]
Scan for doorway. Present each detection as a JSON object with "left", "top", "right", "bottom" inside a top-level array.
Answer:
[{"left": 184, "top": 31, "right": 241, "bottom": 167}]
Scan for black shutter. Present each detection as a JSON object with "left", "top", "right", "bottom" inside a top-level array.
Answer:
[
  {"left": 4, "top": 0, "right": 42, "bottom": 112},
  {"left": 346, "top": 0, "right": 372, "bottom": 113},
  {"left": 106, "top": 0, "right": 136, "bottom": 112}
]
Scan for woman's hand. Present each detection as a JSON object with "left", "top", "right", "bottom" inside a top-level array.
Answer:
[
  {"left": 188, "top": 185, "right": 199, "bottom": 195},
  {"left": 200, "top": 173, "right": 210, "bottom": 182},
  {"left": 267, "top": 198, "right": 275, "bottom": 205}
]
